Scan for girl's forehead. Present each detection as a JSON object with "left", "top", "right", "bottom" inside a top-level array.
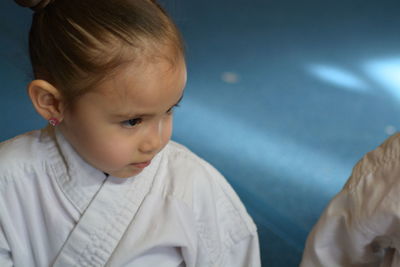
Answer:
[
  {"left": 95, "top": 43, "right": 185, "bottom": 96},
  {"left": 85, "top": 57, "right": 186, "bottom": 112}
]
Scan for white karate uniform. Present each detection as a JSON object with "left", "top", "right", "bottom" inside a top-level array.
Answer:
[
  {"left": 301, "top": 133, "right": 400, "bottom": 267},
  {"left": 0, "top": 128, "right": 260, "bottom": 267}
]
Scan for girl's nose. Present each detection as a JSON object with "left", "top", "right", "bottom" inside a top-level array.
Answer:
[{"left": 139, "top": 121, "right": 163, "bottom": 154}]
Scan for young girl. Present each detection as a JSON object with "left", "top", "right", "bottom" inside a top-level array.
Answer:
[
  {"left": 301, "top": 133, "right": 400, "bottom": 266},
  {"left": 0, "top": 0, "right": 260, "bottom": 266}
]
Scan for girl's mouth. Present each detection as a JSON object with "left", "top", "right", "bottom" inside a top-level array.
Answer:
[{"left": 130, "top": 160, "right": 152, "bottom": 169}]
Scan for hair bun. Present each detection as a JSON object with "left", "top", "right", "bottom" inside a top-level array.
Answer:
[{"left": 15, "top": 0, "right": 53, "bottom": 11}]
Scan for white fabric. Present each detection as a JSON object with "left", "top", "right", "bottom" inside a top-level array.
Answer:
[
  {"left": 301, "top": 133, "right": 400, "bottom": 267},
  {"left": 0, "top": 128, "right": 260, "bottom": 267}
]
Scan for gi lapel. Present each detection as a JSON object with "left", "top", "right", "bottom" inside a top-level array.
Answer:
[{"left": 52, "top": 155, "right": 161, "bottom": 267}]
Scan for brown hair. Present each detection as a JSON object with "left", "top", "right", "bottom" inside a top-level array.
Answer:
[{"left": 17, "top": 0, "right": 184, "bottom": 108}]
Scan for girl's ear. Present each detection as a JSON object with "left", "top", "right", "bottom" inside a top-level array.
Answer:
[{"left": 28, "top": 79, "right": 65, "bottom": 122}]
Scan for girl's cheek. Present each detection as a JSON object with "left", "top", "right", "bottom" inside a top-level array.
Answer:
[{"left": 96, "top": 138, "right": 125, "bottom": 158}]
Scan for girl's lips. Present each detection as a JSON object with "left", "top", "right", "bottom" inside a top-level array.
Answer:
[{"left": 131, "top": 160, "right": 151, "bottom": 169}]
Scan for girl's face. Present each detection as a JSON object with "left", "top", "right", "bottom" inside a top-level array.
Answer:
[{"left": 59, "top": 56, "right": 186, "bottom": 178}]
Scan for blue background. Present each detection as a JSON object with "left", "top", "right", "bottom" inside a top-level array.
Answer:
[{"left": 2, "top": 0, "right": 400, "bottom": 266}]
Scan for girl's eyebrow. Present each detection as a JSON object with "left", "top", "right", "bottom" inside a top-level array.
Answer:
[{"left": 112, "top": 92, "right": 184, "bottom": 119}]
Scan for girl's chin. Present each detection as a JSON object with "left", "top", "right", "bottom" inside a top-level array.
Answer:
[{"left": 107, "top": 167, "right": 143, "bottom": 178}]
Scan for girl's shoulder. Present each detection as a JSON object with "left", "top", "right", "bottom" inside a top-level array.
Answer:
[
  {"left": 159, "top": 141, "right": 257, "bottom": 239},
  {"left": 161, "top": 140, "right": 248, "bottom": 202},
  {"left": 163, "top": 141, "right": 214, "bottom": 170},
  {"left": 160, "top": 141, "right": 228, "bottom": 191},
  {"left": 0, "top": 130, "right": 41, "bottom": 162},
  {"left": 0, "top": 130, "right": 49, "bottom": 181}
]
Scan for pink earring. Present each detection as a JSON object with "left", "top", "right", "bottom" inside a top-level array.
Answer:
[{"left": 49, "top": 118, "right": 60, "bottom": 126}]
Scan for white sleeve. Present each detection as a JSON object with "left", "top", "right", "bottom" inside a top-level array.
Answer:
[
  {"left": 224, "top": 233, "right": 261, "bottom": 267},
  {"left": 191, "top": 157, "right": 261, "bottom": 267},
  {"left": 301, "top": 164, "right": 400, "bottom": 266},
  {"left": 300, "top": 191, "right": 375, "bottom": 267},
  {"left": 0, "top": 225, "right": 13, "bottom": 267}
]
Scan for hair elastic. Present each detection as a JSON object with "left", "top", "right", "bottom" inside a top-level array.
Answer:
[{"left": 49, "top": 118, "right": 60, "bottom": 126}]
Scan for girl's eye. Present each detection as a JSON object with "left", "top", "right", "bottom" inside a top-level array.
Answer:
[{"left": 122, "top": 118, "right": 142, "bottom": 128}]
